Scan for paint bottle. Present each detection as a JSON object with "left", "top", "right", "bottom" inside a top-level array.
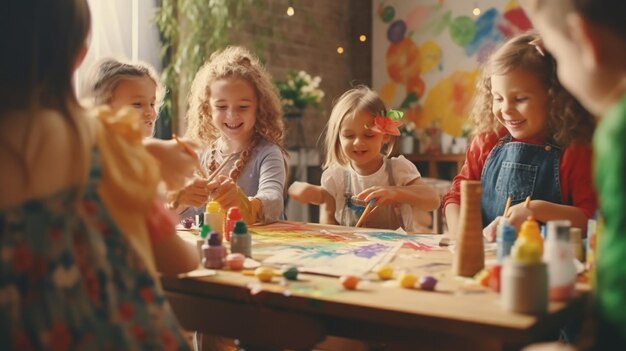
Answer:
[
  {"left": 511, "top": 216, "right": 543, "bottom": 263},
  {"left": 202, "top": 232, "right": 226, "bottom": 269},
  {"left": 196, "top": 224, "right": 211, "bottom": 259},
  {"left": 543, "top": 220, "right": 577, "bottom": 301},
  {"left": 204, "top": 201, "right": 223, "bottom": 242},
  {"left": 501, "top": 258, "right": 547, "bottom": 315},
  {"left": 224, "top": 207, "right": 242, "bottom": 242},
  {"left": 230, "top": 220, "right": 252, "bottom": 258},
  {"left": 502, "top": 216, "right": 547, "bottom": 314},
  {"left": 496, "top": 221, "right": 516, "bottom": 263}
]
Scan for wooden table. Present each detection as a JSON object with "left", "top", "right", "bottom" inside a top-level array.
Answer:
[{"left": 163, "top": 223, "right": 588, "bottom": 351}]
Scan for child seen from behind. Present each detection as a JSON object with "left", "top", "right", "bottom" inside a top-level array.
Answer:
[
  {"left": 524, "top": 0, "right": 626, "bottom": 349},
  {"left": 0, "top": 0, "right": 197, "bottom": 349}
]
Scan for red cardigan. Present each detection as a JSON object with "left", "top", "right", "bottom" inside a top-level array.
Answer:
[{"left": 442, "top": 132, "right": 597, "bottom": 219}]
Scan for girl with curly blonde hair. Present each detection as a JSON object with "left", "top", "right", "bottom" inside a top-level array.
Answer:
[
  {"left": 177, "top": 46, "right": 287, "bottom": 224},
  {"left": 442, "top": 32, "right": 597, "bottom": 240}
]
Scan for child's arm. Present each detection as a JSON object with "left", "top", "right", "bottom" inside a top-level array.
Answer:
[
  {"left": 152, "top": 234, "right": 199, "bottom": 276},
  {"left": 289, "top": 181, "right": 338, "bottom": 224},
  {"left": 146, "top": 198, "right": 199, "bottom": 276},
  {"left": 506, "top": 200, "right": 588, "bottom": 232},
  {"left": 288, "top": 181, "right": 327, "bottom": 205},
  {"left": 356, "top": 177, "right": 441, "bottom": 211},
  {"left": 445, "top": 203, "right": 460, "bottom": 238},
  {"left": 143, "top": 138, "right": 197, "bottom": 191},
  {"left": 319, "top": 190, "right": 338, "bottom": 225}
]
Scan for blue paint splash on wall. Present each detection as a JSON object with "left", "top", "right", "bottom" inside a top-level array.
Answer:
[{"left": 464, "top": 8, "right": 503, "bottom": 57}]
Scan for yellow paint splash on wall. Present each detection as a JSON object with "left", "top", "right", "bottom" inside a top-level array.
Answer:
[{"left": 422, "top": 69, "right": 478, "bottom": 136}]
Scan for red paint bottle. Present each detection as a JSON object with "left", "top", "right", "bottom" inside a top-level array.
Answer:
[{"left": 224, "top": 207, "right": 242, "bottom": 242}]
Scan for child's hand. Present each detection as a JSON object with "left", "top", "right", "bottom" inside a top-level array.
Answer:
[
  {"left": 506, "top": 203, "right": 533, "bottom": 230},
  {"left": 356, "top": 186, "right": 398, "bottom": 206},
  {"left": 175, "top": 178, "right": 211, "bottom": 208},
  {"left": 208, "top": 175, "right": 240, "bottom": 211},
  {"left": 483, "top": 216, "right": 502, "bottom": 242},
  {"left": 144, "top": 138, "right": 198, "bottom": 190}
]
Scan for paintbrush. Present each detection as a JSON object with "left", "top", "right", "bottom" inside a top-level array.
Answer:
[
  {"left": 205, "top": 153, "right": 237, "bottom": 183},
  {"left": 355, "top": 199, "right": 377, "bottom": 228},
  {"left": 503, "top": 196, "right": 512, "bottom": 218},
  {"left": 523, "top": 195, "right": 531, "bottom": 208},
  {"left": 173, "top": 134, "right": 208, "bottom": 178}
]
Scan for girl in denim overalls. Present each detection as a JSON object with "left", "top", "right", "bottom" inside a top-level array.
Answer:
[
  {"left": 319, "top": 86, "right": 440, "bottom": 232},
  {"left": 442, "top": 33, "right": 597, "bottom": 240}
]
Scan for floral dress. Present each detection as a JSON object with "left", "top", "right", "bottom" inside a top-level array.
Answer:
[{"left": 0, "top": 147, "right": 191, "bottom": 351}]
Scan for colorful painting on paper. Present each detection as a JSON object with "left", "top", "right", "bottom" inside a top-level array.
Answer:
[
  {"left": 373, "top": 0, "right": 532, "bottom": 137},
  {"left": 263, "top": 241, "right": 403, "bottom": 276},
  {"left": 250, "top": 222, "right": 443, "bottom": 276}
]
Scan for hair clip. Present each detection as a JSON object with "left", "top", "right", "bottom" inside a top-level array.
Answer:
[
  {"left": 364, "top": 109, "right": 404, "bottom": 136},
  {"left": 529, "top": 38, "right": 546, "bottom": 57}
]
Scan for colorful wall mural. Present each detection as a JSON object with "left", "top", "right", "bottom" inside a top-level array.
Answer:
[{"left": 372, "top": 0, "right": 532, "bottom": 140}]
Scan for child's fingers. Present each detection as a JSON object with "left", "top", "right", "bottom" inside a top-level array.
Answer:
[{"left": 482, "top": 216, "right": 500, "bottom": 242}]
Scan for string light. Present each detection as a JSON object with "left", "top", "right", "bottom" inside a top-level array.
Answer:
[
  {"left": 336, "top": 46, "right": 344, "bottom": 54},
  {"left": 287, "top": 0, "right": 294, "bottom": 16},
  {"left": 472, "top": 7, "right": 481, "bottom": 16},
  {"left": 359, "top": 34, "right": 367, "bottom": 42}
]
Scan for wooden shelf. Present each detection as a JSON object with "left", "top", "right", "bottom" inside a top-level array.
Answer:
[{"left": 404, "top": 153, "right": 465, "bottom": 180}]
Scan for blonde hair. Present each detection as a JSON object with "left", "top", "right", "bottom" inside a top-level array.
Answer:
[
  {"left": 82, "top": 58, "right": 164, "bottom": 111},
  {"left": 322, "top": 86, "right": 395, "bottom": 169},
  {"left": 186, "top": 46, "right": 285, "bottom": 151},
  {"left": 470, "top": 32, "right": 595, "bottom": 146}
]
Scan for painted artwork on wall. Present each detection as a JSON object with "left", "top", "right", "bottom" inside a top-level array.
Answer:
[{"left": 372, "top": 0, "right": 532, "bottom": 147}]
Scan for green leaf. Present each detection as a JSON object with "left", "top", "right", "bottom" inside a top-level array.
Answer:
[{"left": 387, "top": 109, "right": 404, "bottom": 121}]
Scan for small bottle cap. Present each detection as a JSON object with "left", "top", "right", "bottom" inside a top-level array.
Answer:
[
  {"left": 227, "top": 207, "right": 242, "bottom": 220},
  {"left": 232, "top": 220, "right": 247, "bottom": 235},
  {"left": 206, "top": 201, "right": 221, "bottom": 213},
  {"left": 200, "top": 224, "right": 211, "bottom": 239},
  {"left": 208, "top": 232, "right": 221, "bottom": 246},
  {"left": 519, "top": 217, "right": 540, "bottom": 239}
]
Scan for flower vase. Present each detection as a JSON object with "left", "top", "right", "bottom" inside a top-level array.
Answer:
[{"left": 398, "top": 136, "right": 415, "bottom": 155}]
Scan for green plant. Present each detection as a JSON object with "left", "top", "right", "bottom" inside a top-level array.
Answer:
[
  {"left": 275, "top": 70, "right": 324, "bottom": 112},
  {"left": 155, "top": 0, "right": 253, "bottom": 132}
]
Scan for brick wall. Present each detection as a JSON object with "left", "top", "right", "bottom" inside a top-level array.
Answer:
[{"left": 231, "top": 0, "right": 373, "bottom": 149}]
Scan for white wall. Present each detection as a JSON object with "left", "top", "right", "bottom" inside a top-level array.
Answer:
[{"left": 75, "top": 0, "right": 162, "bottom": 97}]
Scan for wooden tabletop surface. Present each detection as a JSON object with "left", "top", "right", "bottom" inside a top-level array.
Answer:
[{"left": 163, "top": 222, "right": 589, "bottom": 351}]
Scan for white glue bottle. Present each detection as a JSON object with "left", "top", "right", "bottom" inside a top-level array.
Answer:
[{"left": 543, "top": 220, "right": 577, "bottom": 301}]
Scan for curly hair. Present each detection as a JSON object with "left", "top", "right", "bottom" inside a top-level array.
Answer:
[
  {"left": 470, "top": 32, "right": 595, "bottom": 146},
  {"left": 185, "top": 46, "right": 285, "bottom": 152},
  {"left": 322, "top": 85, "right": 394, "bottom": 169}
]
